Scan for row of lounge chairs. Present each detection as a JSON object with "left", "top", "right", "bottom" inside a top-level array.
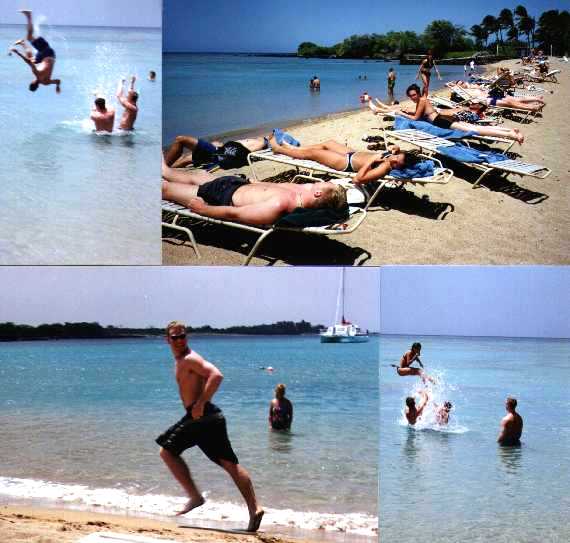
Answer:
[{"left": 163, "top": 66, "right": 557, "bottom": 264}]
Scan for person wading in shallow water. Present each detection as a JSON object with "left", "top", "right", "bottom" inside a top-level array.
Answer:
[
  {"left": 497, "top": 396, "right": 523, "bottom": 446},
  {"left": 269, "top": 384, "right": 293, "bottom": 431},
  {"left": 156, "top": 321, "right": 264, "bottom": 531}
]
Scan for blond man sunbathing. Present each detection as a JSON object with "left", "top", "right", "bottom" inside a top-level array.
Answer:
[
  {"left": 162, "top": 159, "right": 346, "bottom": 226},
  {"left": 269, "top": 135, "right": 409, "bottom": 185}
]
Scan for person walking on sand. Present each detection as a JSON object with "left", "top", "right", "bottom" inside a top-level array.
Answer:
[
  {"left": 269, "top": 384, "right": 293, "bottom": 431},
  {"left": 90, "top": 97, "right": 115, "bottom": 133},
  {"left": 116, "top": 76, "right": 139, "bottom": 131},
  {"left": 387, "top": 67, "right": 396, "bottom": 105},
  {"left": 416, "top": 49, "right": 441, "bottom": 96},
  {"left": 11, "top": 10, "right": 61, "bottom": 93},
  {"left": 497, "top": 396, "right": 523, "bottom": 446},
  {"left": 156, "top": 321, "right": 264, "bottom": 531}
]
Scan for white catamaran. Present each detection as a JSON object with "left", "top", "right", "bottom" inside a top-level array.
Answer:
[{"left": 320, "top": 269, "right": 369, "bottom": 343}]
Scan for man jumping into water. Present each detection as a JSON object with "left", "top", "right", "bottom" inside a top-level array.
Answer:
[
  {"left": 156, "top": 321, "right": 264, "bottom": 531},
  {"left": 116, "top": 76, "right": 139, "bottom": 131},
  {"left": 405, "top": 390, "right": 429, "bottom": 425},
  {"left": 11, "top": 10, "right": 60, "bottom": 93},
  {"left": 393, "top": 342, "right": 434, "bottom": 383},
  {"left": 497, "top": 396, "right": 523, "bottom": 446}
]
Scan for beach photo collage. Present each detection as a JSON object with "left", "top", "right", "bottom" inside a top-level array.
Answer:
[{"left": 1, "top": 1, "right": 569, "bottom": 542}]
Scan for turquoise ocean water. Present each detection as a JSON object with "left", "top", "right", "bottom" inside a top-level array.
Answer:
[
  {"left": 0, "top": 25, "right": 161, "bottom": 264},
  {"left": 163, "top": 54, "right": 467, "bottom": 142},
  {"left": 0, "top": 335, "right": 378, "bottom": 540},
  {"left": 379, "top": 335, "right": 570, "bottom": 543}
]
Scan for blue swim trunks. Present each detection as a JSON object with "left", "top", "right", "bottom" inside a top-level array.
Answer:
[
  {"left": 192, "top": 138, "right": 218, "bottom": 165},
  {"left": 31, "top": 37, "right": 56, "bottom": 63}
]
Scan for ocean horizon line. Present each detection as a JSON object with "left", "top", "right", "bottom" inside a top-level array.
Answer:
[{"left": 0, "top": 23, "right": 160, "bottom": 31}]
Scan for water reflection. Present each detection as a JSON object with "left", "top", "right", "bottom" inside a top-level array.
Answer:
[
  {"left": 268, "top": 429, "right": 294, "bottom": 453},
  {"left": 497, "top": 443, "right": 523, "bottom": 475}
]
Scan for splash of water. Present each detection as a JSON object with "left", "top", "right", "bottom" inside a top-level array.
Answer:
[{"left": 399, "top": 369, "right": 469, "bottom": 434}]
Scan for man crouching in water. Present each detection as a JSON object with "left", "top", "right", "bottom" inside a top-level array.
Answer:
[
  {"left": 156, "top": 321, "right": 264, "bottom": 532},
  {"left": 11, "top": 10, "right": 61, "bottom": 93},
  {"left": 90, "top": 97, "right": 115, "bottom": 133},
  {"left": 497, "top": 396, "right": 523, "bottom": 446}
]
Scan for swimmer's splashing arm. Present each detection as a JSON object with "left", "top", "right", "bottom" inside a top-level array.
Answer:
[
  {"left": 130, "top": 75, "right": 136, "bottom": 91},
  {"left": 116, "top": 78, "right": 125, "bottom": 100}
]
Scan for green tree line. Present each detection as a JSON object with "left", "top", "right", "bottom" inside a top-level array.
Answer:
[
  {"left": 298, "top": 6, "right": 570, "bottom": 58},
  {"left": 0, "top": 320, "right": 324, "bottom": 341}
]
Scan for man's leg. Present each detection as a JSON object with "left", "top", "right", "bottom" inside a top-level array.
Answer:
[
  {"left": 159, "top": 448, "right": 205, "bottom": 515},
  {"left": 164, "top": 135, "right": 199, "bottom": 166},
  {"left": 219, "top": 459, "right": 264, "bottom": 532},
  {"left": 20, "top": 10, "right": 34, "bottom": 42},
  {"left": 270, "top": 137, "right": 349, "bottom": 170},
  {"left": 238, "top": 137, "right": 267, "bottom": 153},
  {"left": 162, "top": 157, "right": 216, "bottom": 185}
]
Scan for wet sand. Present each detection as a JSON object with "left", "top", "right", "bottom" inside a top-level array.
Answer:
[{"left": 162, "top": 59, "right": 569, "bottom": 266}]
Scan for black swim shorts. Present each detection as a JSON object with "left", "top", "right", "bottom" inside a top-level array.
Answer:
[
  {"left": 197, "top": 175, "right": 250, "bottom": 206},
  {"left": 156, "top": 402, "right": 239, "bottom": 465},
  {"left": 32, "top": 37, "right": 56, "bottom": 63},
  {"left": 432, "top": 115, "right": 454, "bottom": 130},
  {"left": 215, "top": 141, "right": 251, "bottom": 169}
]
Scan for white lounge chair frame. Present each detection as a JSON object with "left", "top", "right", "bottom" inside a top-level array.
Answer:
[
  {"left": 383, "top": 128, "right": 551, "bottom": 189},
  {"left": 162, "top": 197, "right": 369, "bottom": 266}
]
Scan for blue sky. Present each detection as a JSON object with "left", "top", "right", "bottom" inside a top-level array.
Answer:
[
  {"left": 164, "top": 0, "right": 568, "bottom": 52},
  {"left": 0, "top": 267, "right": 380, "bottom": 331},
  {"left": 2, "top": 0, "right": 161, "bottom": 28},
  {"left": 380, "top": 266, "right": 570, "bottom": 338}
]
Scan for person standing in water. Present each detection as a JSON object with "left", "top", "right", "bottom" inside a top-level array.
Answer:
[
  {"left": 269, "top": 384, "right": 293, "bottom": 431},
  {"left": 416, "top": 49, "right": 441, "bottom": 96},
  {"left": 90, "top": 97, "right": 115, "bottom": 132},
  {"left": 405, "top": 390, "right": 429, "bottom": 425},
  {"left": 497, "top": 396, "right": 523, "bottom": 446},
  {"left": 116, "top": 76, "right": 139, "bottom": 131},
  {"left": 156, "top": 321, "right": 264, "bottom": 531},
  {"left": 11, "top": 10, "right": 61, "bottom": 93},
  {"left": 387, "top": 67, "right": 396, "bottom": 105}
]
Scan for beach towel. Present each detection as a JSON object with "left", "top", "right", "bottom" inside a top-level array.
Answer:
[
  {"left": 435, "top": 143, "right": 508, "bottom": 164},
  {"left": 394, "top": 117, "right": 476, "bottom": 139},
  {"left": 275, "top": 204, "right": 350, "bottom": 228},
  {"left": 389, "top": 160, "right": 435, "bottom": 179}
]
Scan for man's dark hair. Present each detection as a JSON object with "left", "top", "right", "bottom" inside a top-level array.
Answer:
[
  {"left": 29, "top": 81, "right": 39, "bottom": 92},
  {"left": 403, "top": 151, "right": 423, "bottom": 169},
  {"left": 130, "top": 91, "right": 139, "bottom": 103},
  {"left": 412, "top": 342, "right": 422, "bottom": 351},
  {"left": 94, "top": 97, "right": 106, "bottom": 109},
  {"left": 444, "top": 401, "right": 453, "bottom": 410},
  {"left": 149, "top": 70, "right": 156, "bottom": 78},
  {"left": 406, "top": 83, "right": 421, "bottom": 96},
  {"left": 506, "top": 397, "right": 517, "bottom": 409},
  {"left": 406, "top": 397, "right": 415, "bottom": 408}
]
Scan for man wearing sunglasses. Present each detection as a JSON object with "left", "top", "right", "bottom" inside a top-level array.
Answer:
[{"left": 156, "top": 321, "right": 264, "bottom": 531}]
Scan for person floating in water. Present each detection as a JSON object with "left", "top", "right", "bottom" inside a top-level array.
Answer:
[
  {"left": 269, "top": 383, "right": 293, "bottom": 431},
  {"left": 405, "top": 390, "right": 429, "bottom": 425},
  {"left": 90, "top": 97, "right": 115, "bottom": 133},
  {"left": 116, "top": 76, "right": 139, "bottom": 131},
  {"left": 148, "top": 70, "right": 156, "bottom": 81},
  {"left": 497, "top": 396, "right": 523, "bottom": 446},
  {"left": 11, "top": 10, "right": 60, "bottom": 93},
  {"left": 156, "top": 321, "right": 264, "bottom": 531},
  {"left": 393, "top": 342, "right": 434, "bottom": 383},
  {"left": 435, "top": 401, "right": 453, "bottom": 425}
]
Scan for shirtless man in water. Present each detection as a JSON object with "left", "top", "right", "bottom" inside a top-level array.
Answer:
[
  {"left": 394, "top": 342, "right": 434, "bottom": 383},
  {"left": 156, "top": 321, "right": 264, "bottom": 531},
  {"left": 90, "top": 97, "right": 115, "bottom": 132},
  {"left": 162, "top": 159, "right": 347, "bottom": 225},
  {"left": 116, "top": 76, "right": 138, "bottom": 130},
  {"left": 405, "top": 390, "right": 429, "bottom": 425},
  {"left": 497, "top": 396, "right": 523, "bottom": 446},
  {"left": 11, "top": 10, "right": 61, "bottom": 93}
]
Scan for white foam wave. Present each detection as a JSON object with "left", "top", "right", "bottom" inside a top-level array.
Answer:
[
  {"left": 0, "top": 477, "right": 377, "bottom": 537},
  {"left": 60, "top": 119, "right": 136, "bottom": 137}
]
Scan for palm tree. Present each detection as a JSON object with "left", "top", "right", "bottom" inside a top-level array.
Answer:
[
  {"left": 514, "top": 5, "right": 531, "bottom": 48},
  {"left": 482, "top": 15, "right": 499, "bottom": 44},
  {"left": 499, "top": 8, "right": 516, "bottom": 43},
  {"left": 470, "top": 24, "right": 488, "bottom": 49}
]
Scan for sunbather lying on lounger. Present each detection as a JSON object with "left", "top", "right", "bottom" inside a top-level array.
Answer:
[
  {"left": 268, "top": 135, "right": 409, "bottom": 185},
  {"left": 372, "top": 84, "right": 525, "bottom": 144},
  {"left": 164, "top": 134, "right": 270, "bottom": 168},
  {"left": 162, "top": 159, "right": 347, "bottom": 226},
  {"left": 448, "top": 80, "right": 545, "bottom": 110}
]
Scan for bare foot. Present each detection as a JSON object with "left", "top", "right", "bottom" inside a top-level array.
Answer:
[
  {"left": 247, "top": 508, "right": 264, "bottom": 532},
  {"left": 56, "top": 84, "right": 61, "bottom": 94},
  {"left": 513, "top": 129, "right": 524, "bottom": 145},
  {"left": 175, "top": 495, "right": 205, "bottom": 516},
  {"left": 19, "top": 9, "right": 32, "bottom": 17},
  {"left": 13, "top": 39, "right": 25, "bottom": 46}
]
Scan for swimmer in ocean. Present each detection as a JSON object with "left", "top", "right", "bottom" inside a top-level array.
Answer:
[
  {"left": 11, "top": 10, "right": 61, "bottom": 93},
  {"left": 90, "top": 97, "right": 115, "bottom": 133},
  {"left": 497, "top": 396, "right": 523, "bottom": 446},
  {"left": 435, "top": 401, "right": 453, "bottom": 425},
  {"left": 405, "top": 390, "right": 429, "bottom": 425},
  {"left": 116, "top": 76, "right": 139, "bottom": 131},
  {"left": 393, "top": 342, "right": 435, "bottom": 383}
]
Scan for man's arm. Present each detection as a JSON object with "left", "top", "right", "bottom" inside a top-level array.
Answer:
[
  {"left": 497, "top": 417, "right": 507, "bottom": 443},
  {"left": 130, "top": 75, "right": 136, "bottom": 91},
  {"left": 189, "top": 197, "right": 287, "bottom": 226},
  {"left": 416, "top": 391, "right": 429, "bottom": 417},
  {"left": 185, "top": 351, "right": 223, "bottom": 418},
  {"left": 354, "top": 159, "right": 391, "bottom": 185},
  {"left": 12, "top": 48, "right": 39, "bottom": 76}
]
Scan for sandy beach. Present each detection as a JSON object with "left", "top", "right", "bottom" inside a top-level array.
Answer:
[
  {"left": 0, "top": 505, "right": 326, "bottom": 543},
  {"left": 162, "top": 59, "right": 569, "bottom": 266}
]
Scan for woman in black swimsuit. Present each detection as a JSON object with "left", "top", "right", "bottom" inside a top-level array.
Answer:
[{"left": 416, "top": 50, "right": 441, "bottom": 96}]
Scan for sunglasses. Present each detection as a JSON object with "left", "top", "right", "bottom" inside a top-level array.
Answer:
[{"left": 169, "top": 333, "right": 187, "bottom": 341}]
